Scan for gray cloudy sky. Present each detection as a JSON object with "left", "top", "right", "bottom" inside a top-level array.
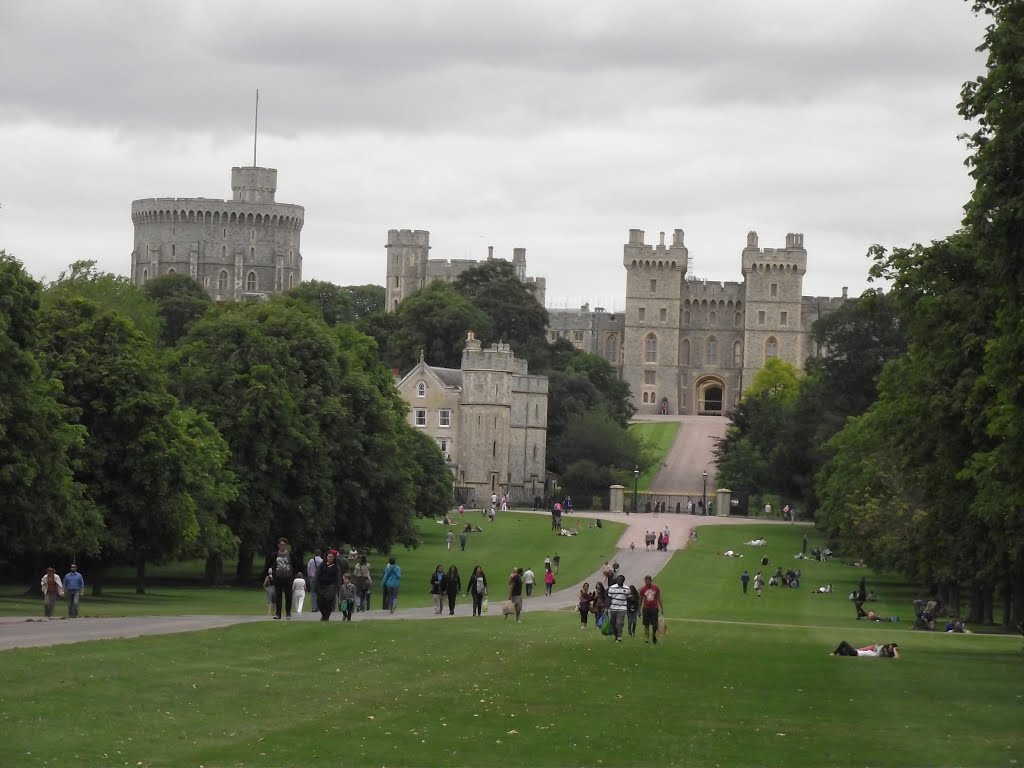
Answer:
[{"left": 0, "top": 1, "right": 987, "bottom": 309}]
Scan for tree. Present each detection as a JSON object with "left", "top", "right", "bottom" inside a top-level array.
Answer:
[
  {"left": 44, "top": 260, "right": 162, "bottom": 343},
  {"left": 284, "top": 280, "right": 355, "bottom": 327},
  {"left": 452, "top": 260, "right": 548, "bottom": 349},
  {"left": 744, "top": 358, "right": 801, "bottom": 402},
  {"left": 385, "top": 282, "right": 491, "bottom": 370},
  {"left": 0, "top": 253, "right": 101, "bottom": 564},
  {"left": 406, "top": 428, "right": 454, "bottom": 520},
  {"left": 39, "top": 296, "right": 235, "bottom": 593},
  {"left": 142, "top": 273, "right": 213, "bottom": 346}
]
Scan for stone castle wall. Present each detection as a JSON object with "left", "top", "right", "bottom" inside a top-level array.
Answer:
[{"left": 131, "top": 167, "right": 303, "bottom": 301}]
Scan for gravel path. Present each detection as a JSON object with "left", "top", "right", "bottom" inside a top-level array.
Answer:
[{"left": 0, "top": 512, "right": 797, "bottom": 652}]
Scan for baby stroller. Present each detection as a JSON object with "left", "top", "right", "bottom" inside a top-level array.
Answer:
[{"left": 912, "top": 599, "right": 938, "bottom": 630}]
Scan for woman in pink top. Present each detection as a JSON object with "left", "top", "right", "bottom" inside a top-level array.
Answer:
[{"left": 544, "top": 565, "right": 555, "bottom": 596}]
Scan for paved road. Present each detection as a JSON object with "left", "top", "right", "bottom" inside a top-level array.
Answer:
[
  {"left": 0, "top": 512, "right": 793, "bottom": 652},
  {"left": 637, "top": 414, "right": 730, "bottom": 494}
]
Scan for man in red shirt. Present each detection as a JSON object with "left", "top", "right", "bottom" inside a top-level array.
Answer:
[{"left": 638, "top": 575, "right": 664, "bottom": 645}]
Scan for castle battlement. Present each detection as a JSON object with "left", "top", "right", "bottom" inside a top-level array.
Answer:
[{"left": 387, "top": 228, "right": 430, "bottom": 247}]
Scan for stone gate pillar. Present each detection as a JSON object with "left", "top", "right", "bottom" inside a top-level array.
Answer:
[
  {"left": 609, "top": 485, "right": 625, "bottom": 513},
  {"left": 715, "top": 488, "right": 732, "bottom": 516}
]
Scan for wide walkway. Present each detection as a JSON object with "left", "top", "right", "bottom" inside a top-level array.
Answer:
[
  {"left": 636, "top": 414, "right": 730, "bottom": 495},
  {"left": 0, "top": 512, "right": 795, "bottom": 651}
]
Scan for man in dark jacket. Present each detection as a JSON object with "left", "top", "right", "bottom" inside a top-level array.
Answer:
[{"left": 266, "top": 538, "right": 303, "bottom": 620}]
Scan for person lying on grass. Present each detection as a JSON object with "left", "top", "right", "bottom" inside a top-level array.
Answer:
[{"left": 831, "top": 641, "right": 900, "bottom": 658}]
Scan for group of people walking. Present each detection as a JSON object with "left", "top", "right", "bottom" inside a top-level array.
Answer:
[
  {"left": 38, "top": 564, "right": 85, "bottom": 619},
  {"left": 578, "top": 573, "right": 664, "bottom": 644}
]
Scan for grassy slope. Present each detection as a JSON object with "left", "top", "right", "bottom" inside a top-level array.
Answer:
[
  {"left": 0, "top": 513, "right": 624, "bottom": 617},
  {"left": 2, "top": 526, "right": 1021, "bottom": 767},
  {"left": 629, "top": 421, "right": 680, "bottom": 490}
]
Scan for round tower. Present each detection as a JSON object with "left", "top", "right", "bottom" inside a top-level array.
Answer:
[{"left": 130, "top": 167, "right": 304, "bottom": 301}]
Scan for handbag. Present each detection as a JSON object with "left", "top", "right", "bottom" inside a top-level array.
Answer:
[
  {"left": 601, "top": 615, "right": 615, "bottom": 636},
  {"left": 482, "top": 597, "right": 489, "bottom": 613},
  {"left": 595, "top": 613, "right": 607, "bottom": 629},
  {"left": 502, "top": 599, "right": 515, "bottom": 616}
]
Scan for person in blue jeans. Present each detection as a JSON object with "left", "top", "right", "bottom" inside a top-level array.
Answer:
[
  {"left": 381, "top": 557, "right": 401, "bottom": 614},
  {"left": 63, "top": 563, "right": 85, "bottom": 618}
]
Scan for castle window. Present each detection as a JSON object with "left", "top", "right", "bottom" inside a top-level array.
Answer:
[
  {"left": 706, "top": 337, "right": 718, "bottom": 365},
  {"left": 644, "top": 370, "right": 656, "bottom": 385},
  {"left": 573, "top": 331, "right": 583, "bottom": 342},
  {"left": 638, "top": 308, "right": 645, "bottom": 322},
  {"left": 766, "top": 337, "right": 778, "bottom": 359},
  {"left": 289, "top": 250, "right": 294, "bottom": 265},
  {"left": 416, "top": 381, "right": 426, "bottom": 398},
  {"left": 414, "top": 409, "right": 427, "bottom": 427},
  {"left": 644, "top": 334, "right": 658, "bottom": 363},
  {"left": 477, "top": 415, "right": 481, "bottom": 427},
  {"left": 167, "top": 268, "right": 176, "bottom": 275},
  {"left": 142, "top": 268, "right": 149, "bottom": 283},
  {"left": 171, "top": 245, "right": 175, "bottom": 258},
  {"left": 709, "top": 311, "right": 717, "bottom": 326},
  {"left": 604, "top": 334, "right": 618, "bottom": 362},
  {"left": 780, "top": 311, "right": 788, "bottom": 327},
  {"left": 642, "top": 392, "right": 649, "bottom": 404},
  {"left": 251, "top": 229, "right": 255, "bottom": 240},
  {"left": 681, "top": 338, "right": 691, "bottom": 366},
  {"left": 770, "top": 283, "right": 778, "bottom": 298},
  {"left": 246, "top": 271, "right": 257, "bottom": 292},
  {"left": 438, "top": 409, "right": 451, "bottom": 428},
  {"left": 735, "top": 312, "right": 742, "bottom": 327},
  {"left": 218, "top": 270, "right": 228, "bottom": 292},
  {"left": 733, "top": 341, "right": 742, "bottom": 366},
  {"left": 533, "top": 445, "right": 537, "bottom": 460},
  {"left": 758, "top": 311, "right": 766, "bottom": 326},
  {"left": 649, "top": 279, "right": 657, "bottom": 293},
  {"left": 222, "top": 245, "right": 227, "bottom": 261},
  {"left": 683, "top": 310, "right": 691, "bottom": 325},
  {"left": 394, "top": 276, "right": 400, "bottom": 287},
  {"left": 223, "top": 228, "right": 227, "bottom": 238},
  {"left": 493, "top": 441, "right": 497, "bottom": 457},
  {"left": 250, "top": 247, "right": 255, "bottom": 261},
  {"left": 438, "top": 438, "right": 449, "bottom": 456},
  {"left": 288, "top": 274, "right": 295, "bottom": 289},
  {"left": 660, "top": 308, "right": 667, "bottom": 322},
  {"left": 549, "top": 331, "right": 558, "bottom": 342}
]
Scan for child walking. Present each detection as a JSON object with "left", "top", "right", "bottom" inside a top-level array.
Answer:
[
  {"left": 292, "top": 572, "right": 307, "bottom": 614},
  {"left": 263, "top": 569, "right": 276, "bottom": 616}
]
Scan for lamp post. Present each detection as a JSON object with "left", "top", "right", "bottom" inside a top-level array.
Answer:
[
  {"left": 702, "top": 469, "right": 708, "bottom": 516},
  {"left": 632, "top": 466, "right": 639, "bottom": 515}
]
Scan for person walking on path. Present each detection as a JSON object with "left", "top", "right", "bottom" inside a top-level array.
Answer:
[
  {"left": 292, "top": 572, "right": 307, "bottom": 614},
  {"left": 315, "top": 551, "right": 342, "bottom": 621},
  {"left": 523, "top": 567, "right": 535, "bottom": 597},
  {"left": 607, "top": 575, "right": 630, "bottom": 642},
  {"left": 446, "top": 530, "right": 454, "bottom": 551},
  {"left": 353, "top": 556, "right": 371, "bottom": 612},
  {"left": 445, "top": 565, "right": 461, "bottom": 615},
  {"left": 430, "top": 565, "right": 447, "bottom": 615},
  {"left": 638, "top": 575, "right": 663, "bottom": 645},
  {"left": 553, "top": 553, "right": 560, "bottom": 575},
  {"left": 741, "top": 570, "right": 750, "bottom": 594},
  {"left": 262, "top": 569, "right": 275, "bottom": 616},
  {"left": 40, "top": 567, "right": 64, "bottom": 620},
  {"left": 508, "top": 567, "right": 525, "bottom": 623},
  {"left": 468, "top": 565, "right": 488, "bottom": 616},
  {"left": 578, "top": 583, "right": 593, "bottom": 629},
  {"left": 853, "top": 577, "right": 869, "bottom": 620},
  {"left": 382, "top": 557, "right": 402, "bottom": 614},
  {"left": 306, "top": 550, "right": 323, "bottom": 613},
  {"left": 459, "top": 530, "right": 468, "bottom": 551},
  {"left": 544, "top": 565, "right": 555, "bottom": 596},
  {"left": 626, "top": 584, "right": 640, "bottom": 637},
  {"left": 63, "top": 564, "right": 84, "bottom": 618},
  {"left": 339, "top": 574, "right": 357, "bottom": 621},
  {"left": 754, "top": 571, "right": 764, "bottom": 597},
  {"left": 266, "top": 538, "right": 302, "bottom": 620}
]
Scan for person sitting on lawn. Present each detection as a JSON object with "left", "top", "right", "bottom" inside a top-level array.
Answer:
[
  {"left": 813, "top": 584, "right": 833, "bottom": 594},
  {"left": 831, "top": 641, "right": 900, "bottom": 658},
  {"left": 721, "top": 550, "right": 743, "bottom": 558}
]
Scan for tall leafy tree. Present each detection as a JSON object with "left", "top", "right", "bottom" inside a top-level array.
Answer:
[
  {"left": 452, "top": 260, "right": 548, "bottom": 349},
  {"left": 385, "top": 282, "right": 491, "bottom": 370},
  {"left": 0, "top": 253, "right": 101, "bottom": 563},
  {"left": 39, "top": 297, "right": 234, "bottom": 593},
  {"left": 142, "top": 273, "right": 213, "bottom": 346}
]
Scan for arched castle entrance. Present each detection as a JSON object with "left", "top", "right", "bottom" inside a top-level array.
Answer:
[{"left": 695, "top": 375, "right": 726, "bottom": 416}]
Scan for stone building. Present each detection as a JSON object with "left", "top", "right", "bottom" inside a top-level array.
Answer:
[
  {"left": 130, "top": 167, "right": 303, "bottom": 301},
  {"left": 395, "top": 333, "right": 549, "bottom": 506},
  {"left": 385, "top": 229, "right": 546, "bottom": 311},
  {"left": 547, "top": 229, "right": 846, "bottom": 415}
]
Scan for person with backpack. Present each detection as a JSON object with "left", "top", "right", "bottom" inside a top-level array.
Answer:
[
  {"left": 266, "top": 538, "right": 302, "bottom": 620},
  {"left": 382, "top": 557, "right": 402, "bottom": 614}
]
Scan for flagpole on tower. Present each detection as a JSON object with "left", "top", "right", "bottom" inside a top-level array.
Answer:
[{"left": 253, "top": 89, "right": 259, "bottom": 167}]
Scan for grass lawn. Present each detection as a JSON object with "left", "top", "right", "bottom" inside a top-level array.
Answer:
[
  {"left": 629, "top": 420, "right": 680, "bottom": 490},
  {"left": 0, "top": 513, "right": 624, "bottom": 618},
  {"left": 3, "top": 523, "right": 1022, "bottom": 767}
]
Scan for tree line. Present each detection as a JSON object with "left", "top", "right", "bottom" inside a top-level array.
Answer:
[
  {"left": 1, "top": 255, "right": 643, "bottom": 593},
  {"left": 716, "top": 0, "right": 1024, "bottom": 628}
]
